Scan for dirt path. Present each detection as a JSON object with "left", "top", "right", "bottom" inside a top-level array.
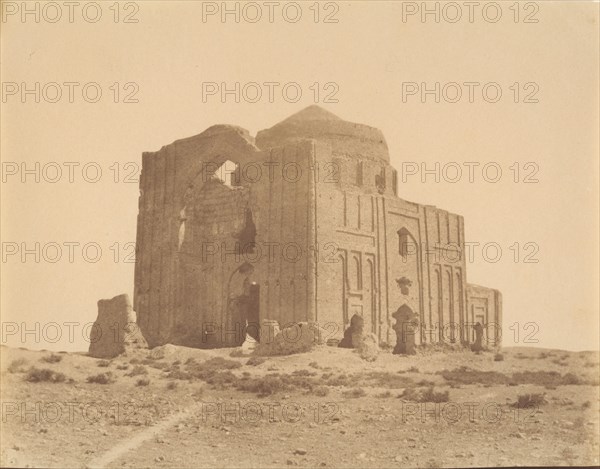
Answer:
[{"left": 87, "top": 405, "right": 201, "bottom": 469}]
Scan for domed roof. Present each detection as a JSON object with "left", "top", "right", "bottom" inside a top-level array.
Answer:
[{"left": 255, "top": 105, "right": 389, "bottom": 163}]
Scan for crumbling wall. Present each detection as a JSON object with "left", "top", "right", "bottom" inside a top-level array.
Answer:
[
  {"left": 466, "top": 284, "right": 502, "bottom": 347},
  {"left": 134, "top": 125, "right": 261, "bottom": 347},
  {"left": 135, "top": 125, "right": 316, "bottom": 348}
]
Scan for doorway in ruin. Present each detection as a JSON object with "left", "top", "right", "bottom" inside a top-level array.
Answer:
[
  {"left": 227, "top": 262, "right": 260, "bottom": 346},
  {"left": 392, "top": 304, "right": 418, "bottom": 355},
  {"left": 246, "top": 282, "right": 260, "bottom": 341}
]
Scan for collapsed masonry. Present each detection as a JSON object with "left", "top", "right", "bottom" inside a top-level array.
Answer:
[{"left": 132, "top": 106, "right": 502, "bottom": 352}]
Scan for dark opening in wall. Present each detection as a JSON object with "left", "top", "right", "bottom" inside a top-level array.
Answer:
[
  {"left": 237, "top": 207, "right": 257, "bottom": 254},
  {"left": 356, "top": 161, "right": 364, "bottom": 186},
  {"left": 398, "top": 227, "right": 416, "bottom": 259},
  {"left": 375, "top": 167, "right": 386, "bottom": 194}
]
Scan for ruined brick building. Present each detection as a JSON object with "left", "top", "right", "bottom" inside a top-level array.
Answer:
[{"left": 134, "top": 106, "right": 502, "bottom": 349}]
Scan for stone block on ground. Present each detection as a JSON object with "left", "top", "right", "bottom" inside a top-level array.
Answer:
[
  {"left": 357, "top": 333, "right": 380, "bottom": 362},
  {"left": 254, "top": 322, "right": 326, "bottom": 356},
  {"left": 88, "top": 293, "right": 147, "bottom": 358},
  {"left": 339, "top": 314, "right": 364, "bottom": 349}
]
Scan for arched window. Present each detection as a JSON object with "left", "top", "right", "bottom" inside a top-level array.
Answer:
[{"left": 349, "top": 255, "right": 361, "bottom": 290}]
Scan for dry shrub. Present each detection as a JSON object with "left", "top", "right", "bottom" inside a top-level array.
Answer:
[
  {"left": 126, "top": 365, "right": 148, "bottom": 377},
  {"left": 86, "top": 372, "right": 115, "bottom": 384},
  {"left": 8, "top": 358, "right": 28, "bottom": 373},
  {"left": 40, "top": 354, "right": 62, "bottom": 364},
  {"left": 342, "top": 388, "right": 367, "bottom": 398},
  {"left": 513, "top": 393, "right": 546, "bottom": 408},
  {"left": 26, "top": 367, "right": 67, "bottom": 383}
]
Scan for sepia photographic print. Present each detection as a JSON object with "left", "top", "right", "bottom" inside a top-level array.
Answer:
[{"left": 1, "top": 1, "right": 599, "bottom": 468}]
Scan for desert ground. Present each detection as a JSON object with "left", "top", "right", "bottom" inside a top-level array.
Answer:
[{"left": 1, "top": 343, "right": 598, "bottom": 468}]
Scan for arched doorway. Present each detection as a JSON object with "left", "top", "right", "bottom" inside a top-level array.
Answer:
[{"left": 226, "top": 262, "right": 259, "bottom": 346}]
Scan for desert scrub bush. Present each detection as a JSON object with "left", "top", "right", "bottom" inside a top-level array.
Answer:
[
  {"left": 236, "top": 375, "right": 290, "bottom": 397},
  {"left": 322, "top": 373, "right": 351, "bottom": 387},
  {"left": 494, "top": 353, "right": 504, "bottom": 362},
  {"left": 407, "top": 366, "right": 419, "bottom": 373},
  {"left": 399, "top": 387, "right": 420, "bottom": 401},
  {"left": 308, "top": 361, "right": 320, "bottom": 369},
  {"left": 129, "top": 358, "right": 141, "bottom": 364},
  {"left": 116, "top": 364, "right": 129, "bottom": 370},
  {"left": 136, "top": 378, "right": 150, "bottom": 387},
  {"left": 420, "top": 387, "right": 449, "bottom": 403},
  {"left": 26, "top": 367, "right": 67, "bottom": 383},
  {"left": 185, "top": 357, "right": 242, "bottom": 381},
  {"left": 362, "top": 371, "right": 415, "bottom": 389},
  {"left": 417, "top": 379, "right": 435, "bottom": 386},
  {"left": 40, "top": 354, "right": 62, "bottom": 364},
  {"left": 203, "top": 371, "right": 238, "bottom": 389},
  {"left": 166, "top": 381, "right": 178, "bottom": 390},
  {"left": 97, "top": 360, "right": 111, "bottom": 368},
  {"left": 145, "top": 361, "right": 169, "bottom": 370},
  {"left": 166, "top": 369, "right": 192, "bottom": 380},
  {"left": 229, "top": 349, "right": 245, "bottom": 358},
  {"left": 376, "top": 391, "right": 393, "bottom": 398},
  {"left": 511, "top": 371, "right": 582, "bottom": 386},
  {"left": 87, "top": 372, "right": 115, "bottom": 384},
  {"left": 438, "top": 367, "right": 509, "bottom": 385},
  {"left": 7, "top": 358, "right": 28, "bottom": 373},
  {"left": 513, "top": 393, "right": 546, "bottom": 408},
  {"left": 400, "top": 387, "right": 449, "bottom": 403},
  {"left": 313, "top": 386, "right": 330, "bottom": 397},
  {"left": 126, "top": 365, "right": 148, "bottom": 377},
  {"left": 246, "top": 356, "right": 267, "bottom": 366},
  {"left": 292, "top": 369, "right": 318, "bottom": 377},
  {"left": 342, "top": 388, "right": 367, "bottom": 398}
]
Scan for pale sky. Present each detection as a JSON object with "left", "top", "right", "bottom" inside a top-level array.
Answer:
[{"left": 1, "top": 1, "right": 598, "bottom": 351}]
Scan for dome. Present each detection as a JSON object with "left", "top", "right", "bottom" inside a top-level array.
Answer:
[{"left": 255, "top": 105, "right": 389, "bottom": 163}]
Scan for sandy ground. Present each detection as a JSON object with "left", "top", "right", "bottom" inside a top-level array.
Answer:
[{"left": 1, "top": 344, "right": 598, "bottom": 468}]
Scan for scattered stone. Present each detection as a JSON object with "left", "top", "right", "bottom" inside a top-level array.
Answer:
[
  {"left": 339, "top": 314, "right": 364, "bottom": 348},
  {"left": 294, "top": 448, "right": 308, "bottom": 456},
  {"left": 392, "top": 306, "right": 418, "bottom": 355},
  {"left": 357, "top": 333, "right": 380, "bottom": 362},
  {"left": 255, "top": 322, "right": 326, "bottom": 356}
]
